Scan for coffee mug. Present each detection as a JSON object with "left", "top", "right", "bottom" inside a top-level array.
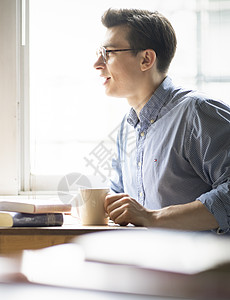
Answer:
[{"left": 79, "top": 188, "right": 109, "bottom": 225}]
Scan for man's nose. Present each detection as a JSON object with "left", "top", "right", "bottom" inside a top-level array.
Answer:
[{"left": 93, "top": 56, "right": 105, "bottom": 70}]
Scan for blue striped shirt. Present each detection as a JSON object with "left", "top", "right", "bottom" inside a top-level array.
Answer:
[{"left": 110, "top": 76, "right": 230, "bottom": 233}]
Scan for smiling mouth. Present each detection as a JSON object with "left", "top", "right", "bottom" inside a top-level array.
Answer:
[
  {"left": 104, "top": 77, "right": 111, "bottom": 85},
  {"left": 101, "top": 76, "right": 111, "bottom": 85}
]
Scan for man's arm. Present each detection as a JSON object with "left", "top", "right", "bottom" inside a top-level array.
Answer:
[
  {"left": 184, "top": 99, "right": 230, "bottom": 232},
  {"left": 105, "top": 193, "right": 219, "bottom": 230}
]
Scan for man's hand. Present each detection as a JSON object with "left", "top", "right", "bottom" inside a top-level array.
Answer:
[
  {"left": 104, "top": 193, "right": 151, "bottom": 226},
  {"left": 105, "top": 193, "right": 219, "bottom": 231}
]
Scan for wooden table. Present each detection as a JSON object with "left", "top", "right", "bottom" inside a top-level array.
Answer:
[{"left": 0, "top": 217, "right": 146, "bottom": 253}]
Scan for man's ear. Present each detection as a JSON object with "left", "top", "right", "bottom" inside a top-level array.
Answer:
[{"left": 140, "top": 49, "right": 157, "bottom": 71}]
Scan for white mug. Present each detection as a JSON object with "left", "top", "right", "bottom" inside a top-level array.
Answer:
[{"left": 79, "top": 188, "right": 109, "bottom": 225}]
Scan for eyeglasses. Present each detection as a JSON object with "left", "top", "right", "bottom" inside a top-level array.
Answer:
[{"left": 96, "top": 46, "right": 144, "bottom": 64}]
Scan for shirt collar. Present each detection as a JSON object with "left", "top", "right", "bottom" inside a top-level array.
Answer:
[{"left": 127, "top": 76, "right": 173, "bottom": 127}]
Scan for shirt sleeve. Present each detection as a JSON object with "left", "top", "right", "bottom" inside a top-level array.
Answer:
[
  {"left": 186, "top": 98, "right": 230, "bottom": 233},
  {"left": 109, "top": 116, "right": 126, "bottom": 194}
]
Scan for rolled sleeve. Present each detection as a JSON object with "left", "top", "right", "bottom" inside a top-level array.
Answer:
[
  {"left": 197, "top": 180, "right": 230, "bottom": 233},
  {"left": 187, "top": 99, "right": 230, "bottom": 234}
]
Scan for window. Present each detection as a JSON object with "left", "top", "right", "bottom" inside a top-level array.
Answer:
[
  {"left": 28, "top": 0, "right": 130, "bottom": 191},
  {"left": 2, "top": 0, "right": 230, "bottom": 194}
]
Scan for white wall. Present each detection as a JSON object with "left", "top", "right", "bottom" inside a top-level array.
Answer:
[{"left": 0, "top": 0, "right": 19, "bottom": 194}]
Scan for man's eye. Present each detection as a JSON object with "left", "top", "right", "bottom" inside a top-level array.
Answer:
[{"left": 106, "top": 52, "right": 113, "bottom": 60}]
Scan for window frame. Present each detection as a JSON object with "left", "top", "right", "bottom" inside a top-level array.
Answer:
[
  {"left": 1, "top": 0, "right": 230, "bottom": 195},
  {"left": 20, "top": 0, "right": 31, "bottom": 193},
  {"left": 0, "top": 0, "right": 20, "bottom": 195}
]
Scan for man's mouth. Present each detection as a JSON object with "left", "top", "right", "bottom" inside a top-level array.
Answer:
[
  {"left": 100, "top": 76, "right": 111, "bottom": 85},
  {"left": 104, "top": 77, "right": 111, "bottom": 85}
]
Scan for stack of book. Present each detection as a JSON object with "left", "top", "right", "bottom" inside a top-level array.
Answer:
[{"left": 0, "top": 199, "right": 72, "bottom": 227}]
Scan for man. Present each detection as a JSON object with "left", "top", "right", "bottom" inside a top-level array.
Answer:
[{"left": 94, "top": 8, "right": 230, "bottom": 233}]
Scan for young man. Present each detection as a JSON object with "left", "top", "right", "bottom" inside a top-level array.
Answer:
[{"left": 94, "top": 8, "right": 230, "bottom": 233}]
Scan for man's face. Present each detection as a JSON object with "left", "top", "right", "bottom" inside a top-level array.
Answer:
[{"left": 94, "top": 25, "right": 143, "bottom": 100}]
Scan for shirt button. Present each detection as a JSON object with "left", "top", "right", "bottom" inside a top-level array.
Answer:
[
  {"left": 139, "top": 192, "right": 143, "bottom": 197},
  {"left": 138, "top": 161, "right": 141, "bottom": 167},
  {"left": 150, "top": 119, "right": 154, "bottom": 124},
  {"left": 140, "top": 132, "right": 145, "bottom": 137}
]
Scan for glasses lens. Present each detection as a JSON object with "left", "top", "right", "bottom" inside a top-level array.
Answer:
[
  {"left": 96, "top": 48, "right": 100, "bottom": 57},
  {"left": 101, "top": 47, "right": 106, "bottom": 63},
  {"left": 96, "top": 47, "right": 106, "bottom": 63}
]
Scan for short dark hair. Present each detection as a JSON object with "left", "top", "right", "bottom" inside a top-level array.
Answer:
[{"left": 101, "top": 8, "right": 177, "bottom": 73}]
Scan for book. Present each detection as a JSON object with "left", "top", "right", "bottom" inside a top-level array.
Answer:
[
  {"left": 2, "top": 229, "right": 230, "bottom": 299},
  {"left": 0, "top": 211, "right": 64, "bottom": 227},
  {"left": 1, "top": 230, "right": 230, "bottom": 299},
  {"left": 74, "top": 228, "right": 230, "bottom": 275},
  {"left": 0, "top": 199, "right": 71, "bottom": 214}
]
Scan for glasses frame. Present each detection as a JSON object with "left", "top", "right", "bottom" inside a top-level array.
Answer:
[{"left": 96, "top": 46, "right": 144, "bottom": 64}]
